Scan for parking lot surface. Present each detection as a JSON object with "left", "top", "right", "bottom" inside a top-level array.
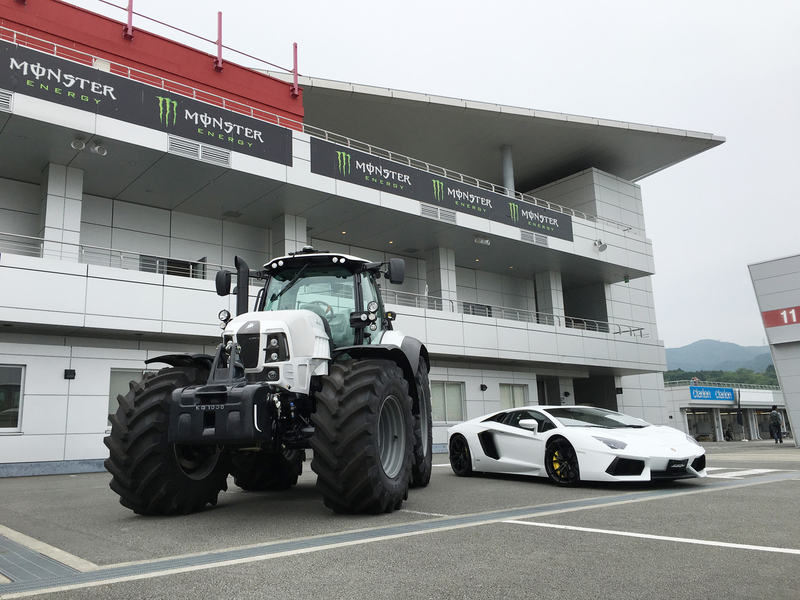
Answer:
[{"left": 1, "top": 440, "right": 799, "bottom": 599}]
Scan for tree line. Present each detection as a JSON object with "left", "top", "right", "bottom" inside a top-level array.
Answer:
[{"left": 664, "top": 366, "right": 778, "bottom": 387}]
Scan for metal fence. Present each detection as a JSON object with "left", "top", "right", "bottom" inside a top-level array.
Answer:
[
  {"left": 0, "top": 232, "right": 226, "bottom": 281},
  {"left": 665, "top": 380, "right": 780, "bottom": 391},
  {"left": 380, "top": 289, "right": 646, "bottom": 337}
]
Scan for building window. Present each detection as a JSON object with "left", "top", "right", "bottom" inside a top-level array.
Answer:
[
  {"left": 431, "top": 381, "right": 464, "bottom": 422},
  {"left": 500, "top": 383, "right": 527, "bottom": 409},
  {"left": 108, "top": 369, "right": 151, "bottom": 425},
  {"left": 0, "top": 365, "right": 23, "bottom": 430}
]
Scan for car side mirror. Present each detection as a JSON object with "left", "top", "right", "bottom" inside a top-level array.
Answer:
[
  {"left": 387, "top": 258, "right": 405, "bottom": 285},
  {"left": 216, "top": 269, "right": 231, "bottom": 296},
  {"left": 519, "top": 419, "right": 539, "bottom": 433}
]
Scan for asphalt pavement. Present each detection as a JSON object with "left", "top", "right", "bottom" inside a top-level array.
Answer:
[{"left": 0, "top": 439, "right": 798, "bottom": 599}]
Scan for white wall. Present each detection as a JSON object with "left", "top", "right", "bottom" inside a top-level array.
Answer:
[
  {"left": 80, "top": 194, "right": 271, "bottom": 269},
  {"left": 0, "top": 334, "right": 217, "bottom": 465},
  {"left": 0, "top": 178, "right": 40, "bottom": 238}
]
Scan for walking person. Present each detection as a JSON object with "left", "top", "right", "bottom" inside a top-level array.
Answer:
[{"left": 769, "top": 405, "right": 783, "bottom": 444}]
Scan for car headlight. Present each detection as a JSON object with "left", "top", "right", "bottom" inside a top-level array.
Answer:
[
  {"left": 686, "top": 434, "right": 702, "bottom": 446},
  {"left": 593, "top": 436, "right": 627, "bottom": 450}
]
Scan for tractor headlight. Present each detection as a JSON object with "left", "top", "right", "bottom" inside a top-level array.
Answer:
[{"left": 264, "top": 333, "right": 289, "bottom": 363}]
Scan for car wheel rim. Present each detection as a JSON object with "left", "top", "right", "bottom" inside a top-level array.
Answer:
[
  {"left": 378, "top": 394, "right": 406, "bottom": 479},
  {"left": 450, "top": 437, "right": 468, "bottom": 472},
  {"left": 550, "top": 442, "right": 577, "bottom": 482}
]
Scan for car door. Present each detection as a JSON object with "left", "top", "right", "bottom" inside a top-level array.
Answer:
[{"left": 490, "top": 410, "right": 546, "bottom": 475}]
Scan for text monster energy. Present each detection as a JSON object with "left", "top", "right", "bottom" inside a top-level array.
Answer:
[
  {"left": 432, "top": 180, "right": 444, "bottom": 201},
  {"left": 509, "top": 202, "right": 519, "bottom": 222},
  {"left": 156, "top": 96, "right": 177, "bottom": 126},
  {"left": 337, "top": 151, "right": 351, "bottom": 176}
]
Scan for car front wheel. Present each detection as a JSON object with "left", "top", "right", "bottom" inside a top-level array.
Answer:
[
  {"left": 449, "top": 434, "right": 473, "bottom": 477},
  {"left": 544, "top": 439, "right": 580, "bottom": 486}
]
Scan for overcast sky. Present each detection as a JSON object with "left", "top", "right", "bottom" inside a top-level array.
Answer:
[{"left": 63, "top": 0, "right": 800, "bottom": 349}]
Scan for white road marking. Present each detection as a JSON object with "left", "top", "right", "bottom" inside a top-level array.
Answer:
[
  {"left": 503, "top": 520, "right": 800, "bottom": 555},
  {"left": 0, "top": 524, "right": 98, "bottom": 573},
  {"left": 706, "top": 468, "right": 783, "bottom": 479},
  {"left": 398, "top": 510, "right": 449, "bottom": 517}
]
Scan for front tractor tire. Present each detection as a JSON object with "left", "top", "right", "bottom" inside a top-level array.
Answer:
[
  {"left": 311, "top": 359, "right": 414, "bottom": 514},
  {"left": 104, "top": 367, "right": 229, "bottom": 515},
  {"left": 230, "top": 448, "right": 305, "bottom": 491},
  {"left": 409, "top": 356, "right": 433, "bottom": 488}
]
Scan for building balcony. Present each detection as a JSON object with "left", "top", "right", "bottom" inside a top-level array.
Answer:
[{"left": 0, "top": 232, "right": 665, "bottom": 376}]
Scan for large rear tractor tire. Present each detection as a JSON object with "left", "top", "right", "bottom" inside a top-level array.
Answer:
[
  {"left": 310, "top": 359, "right": 413, "bottom": 514},
  {"left": 409, "top": 356, "right": 433, "bottom": 488},
  {"left": 230, "top": 448, "right": 305, "bottom": 491},
  {"left": 104, "top": 367, "right": 229, "bottom": 515}
]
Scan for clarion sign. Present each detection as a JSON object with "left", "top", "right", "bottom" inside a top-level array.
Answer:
[
  {"left": 0, "top": 40, "right": 292, "bottom": 165},
  {"left": 310, "top": 138, "right": 573, "bottom": 241}
]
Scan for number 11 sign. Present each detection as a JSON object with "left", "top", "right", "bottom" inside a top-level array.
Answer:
[{"left": 761, "top": 305, "right": 800, "bottom": 328}]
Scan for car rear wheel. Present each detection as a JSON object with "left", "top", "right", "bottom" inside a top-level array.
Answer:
[
  {"left": 449, "top": 434, "right": 473, "bottom": 477},
  {"left": 545, "top": 438, "right": 580, "bottom": 486}
]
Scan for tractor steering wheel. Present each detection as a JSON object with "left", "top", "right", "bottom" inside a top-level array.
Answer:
[{"left": 306, "top": 300, "right": 333, "bottom": 315}]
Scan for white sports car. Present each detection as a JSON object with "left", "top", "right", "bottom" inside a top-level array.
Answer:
[{"left": 447, "top": 405, "right": 706, "bottom": 485}]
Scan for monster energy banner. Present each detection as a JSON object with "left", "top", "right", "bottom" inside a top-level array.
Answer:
[
  {"left": 310, "top": 138, "right": 573, "bottom": 241},
  {"left": 0, "top": 40, "right": 292, "bottom": 165}
]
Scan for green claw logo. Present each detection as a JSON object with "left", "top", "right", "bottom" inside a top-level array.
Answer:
[
  {"left": 336, "top": 151, "right": 351, "bottom": 176},
  {"left": 432, "top": 179, "right": 444, "bottom": 202},
  {"left": 509, "top": 202, "right": 520, "bottom": 222},
  {"left": 156, "top": 96, "right": 178, "bottom": 126}
]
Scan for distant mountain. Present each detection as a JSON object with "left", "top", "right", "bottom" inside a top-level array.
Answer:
[{"left": 666, "top": 340, "right": 772, "bottom": 372}]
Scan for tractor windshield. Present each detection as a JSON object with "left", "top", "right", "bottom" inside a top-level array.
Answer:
[{"left": 264, "top": 264, "right": 357, "bottom": 347}]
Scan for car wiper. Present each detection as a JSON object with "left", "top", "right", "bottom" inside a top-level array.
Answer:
[
  {"left": 624, "top": 425, "right": 648, "bottom": 428},
  {"left": 270, "top": 262, "right": 309, "bottom": 302}
]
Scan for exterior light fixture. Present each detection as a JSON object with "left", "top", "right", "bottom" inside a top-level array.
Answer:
[
  {"left": 474, "top": 236, "right": 490, "bottom": 246},
  {"left": 594, "top": 239, "right": 608, "bottom": 252},
  {"left": 71, "top": 139, "right": 86, "bottom": 151},
  {"left": 90, "top": 142, "right": 107, "bottom": 156}
]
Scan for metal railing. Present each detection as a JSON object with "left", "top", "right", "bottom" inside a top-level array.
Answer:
[
  {"left": 0, "top": 25, "right": 642, "bottom": 238},
  {"left": 380, "top": 289, "right": 646, "bottom": 337},
  {"left": 665, "top": 380, "right": 780, "bottom": 391},
  {"left": 0, "top": 232, "right": 226, "bottom": 281},
  {"left": 1, "top": 232, "right": 648, "bottom": 338}
]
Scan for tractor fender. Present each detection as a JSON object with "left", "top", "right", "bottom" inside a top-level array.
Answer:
[
  {"left": 145, "top": 353, "right": 215, "bottom": 373},
  {"left": 332, "top": 333, "right": 428, "bottom": 412}
]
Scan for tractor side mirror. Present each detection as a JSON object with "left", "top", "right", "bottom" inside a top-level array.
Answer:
[
  {"left": 216, "top": 269, "right": 232, "bottom": 296},
  {"left": 387, "top": 258, "right": 405, "bottom": 285}
]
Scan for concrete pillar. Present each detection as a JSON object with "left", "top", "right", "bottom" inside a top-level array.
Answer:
[
  {"left": 534, "top": 271, "right": 565, "bottom": 324},
  {"left": 271, "top": 214, "right": 307, "bottom": 258},
  {"left": 424, "top": 247, "right": 457, "bottom": 312},
  {"left": 501, "top": 145, "right": 515, "bottom": 194},
  {"left": 560, "top": 378, "right": 575, "bottom": 405},
  {"left": 39, "top": 164, "right": 83, "bottom": 261},
  {"left": 712, "top": 408, "right": 723, "bottom": 442}
]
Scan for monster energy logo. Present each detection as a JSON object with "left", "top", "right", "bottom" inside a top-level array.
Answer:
[
  {"left": 156, "top": 96, "right": 177, "bottom": 126},
  {"left": 509, "top": 202, "right": 519, "bottom": 222},
  {"left": 432, "top": 179, "right": 444, "bottom": 202},
  {"left": 336, "top": 151, "right": 351, "bottom": 176}
]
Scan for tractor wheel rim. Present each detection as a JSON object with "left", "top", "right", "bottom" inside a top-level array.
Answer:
[{"left": 378, "top": 394, "right": 405, "bottom": 478}]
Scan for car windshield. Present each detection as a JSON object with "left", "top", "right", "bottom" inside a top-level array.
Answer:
[{"left": 542, "top": 406, "right": 650, "bottom": 429}]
